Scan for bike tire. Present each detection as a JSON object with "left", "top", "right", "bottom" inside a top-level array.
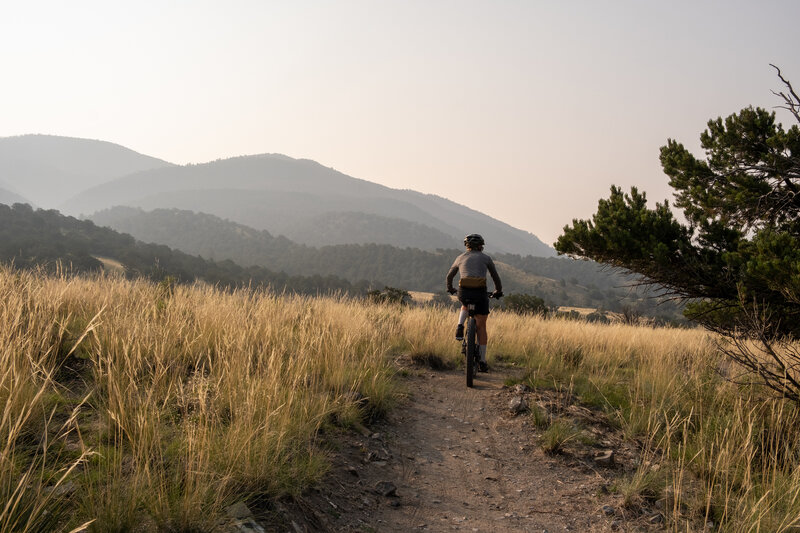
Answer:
[{"left": 466, "top": 318, "right": 477, "bottom": 388}]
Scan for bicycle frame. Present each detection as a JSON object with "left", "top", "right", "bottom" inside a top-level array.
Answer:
[
  {"left": 462, "top": 302, "right": 480, "bottom": 388},
  {"left": 460, "top": 292, "right": 495, "bottom": 388}
]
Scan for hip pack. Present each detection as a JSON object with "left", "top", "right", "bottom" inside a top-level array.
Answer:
[{"left": 459, "top": 276, "right": 487, "bottom": 289}]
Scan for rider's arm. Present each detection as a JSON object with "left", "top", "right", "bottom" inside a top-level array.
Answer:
[
  {"left": 487, "top": 259, "right": 502, "bottom": 292},
  {"left": 446, "top": 265, "right": 458, "bottom": 292}
]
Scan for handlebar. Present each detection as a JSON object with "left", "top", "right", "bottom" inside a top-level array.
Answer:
[{"left": 446, "top": 288, "right": 503, "bottom": 299}]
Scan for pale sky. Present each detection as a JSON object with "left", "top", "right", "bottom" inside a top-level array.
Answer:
[{"left": 2, "top": 1, "right": 798, "bottom": 246}]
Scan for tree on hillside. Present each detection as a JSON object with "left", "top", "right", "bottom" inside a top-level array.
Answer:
[
  {"left": 367, "top": 286, "right": 411, "bottom": 305},
  {"left": 556, "top": 67, "right": 800, "bottom": 402},
  {"left": 503, "top": 293, "right": 549, "bottom": 316}
]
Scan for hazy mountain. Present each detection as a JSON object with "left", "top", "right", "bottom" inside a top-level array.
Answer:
[
  {"left": 0, "top": 135, "right": 173, "bottom": 208},
  {"left": 88, "top": 206, "right": 685, "bottom": 321},
  {"left": 63, "top": 153, "right": 554, "bottom": 256},
  {"left": 0, "top": 186, "right": 30, "bottom": 206}
]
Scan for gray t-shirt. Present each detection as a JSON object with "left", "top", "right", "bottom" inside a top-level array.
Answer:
[{"left": 446, "top": 250, "right": 502, "bottom": 290}]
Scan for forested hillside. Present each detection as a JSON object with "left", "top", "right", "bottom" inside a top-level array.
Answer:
[
  {"left": 0, "top": 203, "right": 365, "bottom": 294},
  {"left": 90, "top": 206, "right": 683, "bottom": 318}
]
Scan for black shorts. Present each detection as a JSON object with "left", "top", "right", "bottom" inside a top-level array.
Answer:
[{"left": 458, "top": 288, "right": 490, "bottom": 315}]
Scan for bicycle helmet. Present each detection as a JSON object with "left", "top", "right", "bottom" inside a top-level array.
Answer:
[{"left": 464, "top": 234, "right": 485, "bottom": 248}]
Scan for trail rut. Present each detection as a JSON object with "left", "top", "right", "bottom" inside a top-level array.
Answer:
[{"left": 283, "top": 365, "right": 654, "bottom": 532}]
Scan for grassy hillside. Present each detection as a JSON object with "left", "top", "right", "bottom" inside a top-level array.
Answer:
[
  {"left": 5, "top": 267, "right": 799, "bottom": 531},
  {"left": 0, "top": 266, "right": 398, "bottom": 531}
]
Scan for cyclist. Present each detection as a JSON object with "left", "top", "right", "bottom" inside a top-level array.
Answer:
[{"left": 446, "top": 234, "right": 503, "bottom": 372}]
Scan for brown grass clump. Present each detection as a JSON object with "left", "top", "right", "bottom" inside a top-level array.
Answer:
[
  {"left": 0, "top": 266, "right": 399, "bottom": 531},
  {"left": 486, "top": 310, "right": 800, "bottom": 531},
  {"left": 6, "top": 265, "right": 800, "bottom": 531}
]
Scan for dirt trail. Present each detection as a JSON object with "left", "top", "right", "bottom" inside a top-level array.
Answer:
[{"left": 287, "top": 363, "right": 646, "bottom": 532}]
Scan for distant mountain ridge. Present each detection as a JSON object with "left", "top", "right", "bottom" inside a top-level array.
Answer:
[
  {"left": 0, "top": 186, "right": 30, "bottom": 206},
  {"left": 61, "top": 152, "right": 554, "bottom": 255},
  {"left": 3, "top": 134, "right": 553, "bottom": 256},
  {"left": 0, "top": 134, "right": 173, "bottom": 208}
]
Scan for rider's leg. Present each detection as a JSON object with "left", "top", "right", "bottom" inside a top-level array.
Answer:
[
  {"left": 458, "top": 306, "right": 468, "bottom": 326},
  {"left": 455, "top": 305, "right": 468, "bottom": 340},
  {"left": 476, "top": 314, "right": 488, "bottom": 361}
]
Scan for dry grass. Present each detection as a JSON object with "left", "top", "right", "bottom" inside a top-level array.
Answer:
[
  {"left": 1, "top": 267, "right": 400, "bottom": 531},
  {"left": 5, "top": 265, "right": 800, "bottom": 531},
  {"left": 485, "top": 311, "right": 800, "bottom": 532}
]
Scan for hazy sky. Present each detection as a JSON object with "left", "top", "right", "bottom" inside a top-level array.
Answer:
[{"left": 2, "top": 1, "right": 799, "bottom": 245}]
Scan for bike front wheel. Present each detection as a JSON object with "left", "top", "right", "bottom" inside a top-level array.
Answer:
[{"left": 465, "top": 318, "right": 477, "bottom": 387}]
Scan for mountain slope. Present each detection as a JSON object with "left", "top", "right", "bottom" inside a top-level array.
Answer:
[
  {"left": 0, "top": 186, "right": 30, "bottom": 206},
  {"left": 88, "top": 206, "right": 684, "bottom": 320},
  {"left": 63, "top": 153, "right": 553, "bottom": 256},
  {"left": 0, "top": 203, "right": 363, "bottom": 294},
  {"left": 0, "top": 134, "right": 173, "bottom": 208}
]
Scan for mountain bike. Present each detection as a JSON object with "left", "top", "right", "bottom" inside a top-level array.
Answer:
[{"left": 461, "top": 292, "right": 497, "bottom": 388}]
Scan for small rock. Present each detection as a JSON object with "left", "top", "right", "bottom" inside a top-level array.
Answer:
[
  {"left": 601, "top": 505, "right": 615, "bottom": 516},
  {"left": 375, "top": 481, "right": 397, "bottom": 497},
  {"left": 594, "top": 450, "right": 615, "bottom": 467},
  {"left": 226, "top": 501, "right": 252, "bottom": 520},
  {"left": 508, "top": 396, "right": 529, "bottom": 414},
  {"left": 242, "top": 519, "right": 267, "bottom": 533},
  {"left": 366, "top": 449, "right": 390, "bottom": 462},
  {"left": 44, "top": 481, "right": 76, "bottom": 497},
  {"left": 346, "top": 465, "right": 359, "bottom": 476},
  {"left": 513, "top": 383, "right": 531, "bottom": 394}
]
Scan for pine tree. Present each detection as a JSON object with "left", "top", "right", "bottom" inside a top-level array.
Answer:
[{"left": 556, "top": 67, "right": 800, "bottom": 401}]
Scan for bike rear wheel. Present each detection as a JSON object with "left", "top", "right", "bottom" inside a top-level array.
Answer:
[{"left": 465, "top": 318, "right": 477, "bottom": 387}]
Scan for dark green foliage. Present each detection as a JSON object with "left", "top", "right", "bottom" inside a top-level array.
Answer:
[
  {"left": 503, "top": 293, "right": 549, "bottom": 315},
  {"left": 367, "top": 286, "right": 411, "bottom": 305},
  {"left": 0, "top": 203, "right": 364, "bottom": 295},
  {"left": 556, "top": 71, "right": 800, "bottom": 400}
]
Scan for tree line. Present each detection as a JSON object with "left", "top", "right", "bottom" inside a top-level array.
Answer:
[{"left": 0, "top": 203, "right": 366, "bottom": 295}]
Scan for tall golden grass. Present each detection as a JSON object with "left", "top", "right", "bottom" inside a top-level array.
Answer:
[
  {"left": 483, "top": 312, "right": 800, "bottom": 531},
  {"left": 399, "top": 304, "right": 800, "bottom": 530},
  {"left": 1, "top": 267, "right": 399, "bottom": 531},
  {"left": 4, "top": 265, "right": 800, "bottom": 531}
]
